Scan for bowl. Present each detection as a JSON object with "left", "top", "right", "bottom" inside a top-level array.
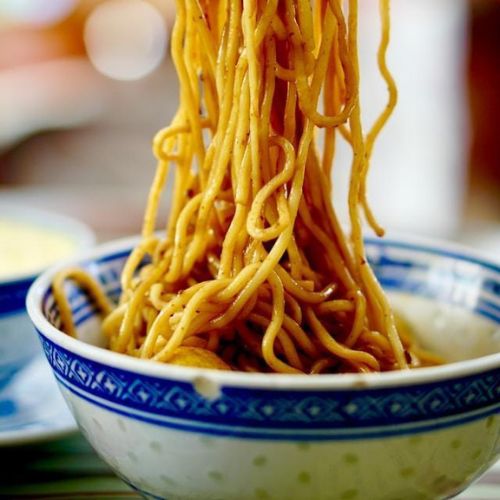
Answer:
[
  {"left": 26, "top": 235, "right": 500, "bottom": 500},
  {"left": 0, "top": 205, "right": 95, "bottom": 387}
]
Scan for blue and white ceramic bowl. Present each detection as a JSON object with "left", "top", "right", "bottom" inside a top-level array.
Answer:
[
  {"left": 0, "top": 206, "right": 95, "bottom": 388},
  {"left": 27, "top": 235, "right": 500, "bottom": 500}
]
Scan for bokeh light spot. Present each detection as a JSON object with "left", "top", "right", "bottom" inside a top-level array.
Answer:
[
  {"left": 84, "top": 0, "right": 167, "bottom": 81},
  {"left": 0, "top": 0, "right": 77, "bottom": 27}
]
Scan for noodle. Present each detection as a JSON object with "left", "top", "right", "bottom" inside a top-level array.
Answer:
[{"left": 52, "top": 0, "right": 442, "bottom": 373}]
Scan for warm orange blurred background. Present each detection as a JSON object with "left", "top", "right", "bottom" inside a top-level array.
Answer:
[
  {"left": 0, "top": 0, "right": 498, "bottom": 249},
  {"left": 467, "top": 0, "right": 500, "bottom": 224}
]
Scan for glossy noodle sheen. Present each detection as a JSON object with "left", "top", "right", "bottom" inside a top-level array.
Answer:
[{"left": 53, "top": 0, "right": 442, "bottom": 373}]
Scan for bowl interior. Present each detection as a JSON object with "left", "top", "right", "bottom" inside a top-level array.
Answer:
[{"left": 39, "top": 237, "right": 500, "bottom": 365}]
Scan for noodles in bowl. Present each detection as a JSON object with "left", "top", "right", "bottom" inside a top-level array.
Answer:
[
  {"left": 26, "top": 235, "right": 500, "bottom": 500},
  {"left": 52, "top": 0, "right": 440, "bottom": 374}
]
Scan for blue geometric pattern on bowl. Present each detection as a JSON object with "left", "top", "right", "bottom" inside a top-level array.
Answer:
[
  {"left": 38, "top": 334, "right": 500, "bottom": 441},
  {"left": 366, "top": 240, "right": 500, "bottom": 324},
  {"left": 37, "top": 239, "right": 500, "bottom": 441}
]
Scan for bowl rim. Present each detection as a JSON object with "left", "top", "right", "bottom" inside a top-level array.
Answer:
[
  {"left": 26, "top": 233, "right": 500, "bottom": 391},
  {"left": 0, "top": 204, "right": 96, "bottom": 285}
]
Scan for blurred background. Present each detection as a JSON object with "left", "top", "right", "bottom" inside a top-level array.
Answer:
[{"left": 0, "top": 0, "right": 498, "bottom": 250}]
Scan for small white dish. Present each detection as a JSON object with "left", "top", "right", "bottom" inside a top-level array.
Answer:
[
  {"left": 0, "top": 354, "right": 77, "bottom": 447},
  {"left": 0, "top": 204, "right": 95, "bottom": 389},
  {"left": 0, "top": 204, "right": 93, "bottom": 446}
]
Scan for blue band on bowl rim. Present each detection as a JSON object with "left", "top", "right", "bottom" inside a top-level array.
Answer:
[{"left": 38, "top": 333, "right": 500, "bottom": 441}]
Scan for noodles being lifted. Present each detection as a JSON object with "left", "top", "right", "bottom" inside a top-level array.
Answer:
[{"left": 53, "top": 0, "right": 441, "bottom": 373}]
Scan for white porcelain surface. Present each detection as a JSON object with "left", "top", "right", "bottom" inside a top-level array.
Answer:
[{"left": 69, "top": 396, "right": 497, "bottom": 500}]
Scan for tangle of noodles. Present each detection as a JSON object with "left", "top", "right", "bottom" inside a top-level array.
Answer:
[{"left": 53, "top": 0, "right": 442, "bottom": 374}]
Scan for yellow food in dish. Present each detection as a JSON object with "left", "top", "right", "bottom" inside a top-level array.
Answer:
[{"left": 0, "top": 219, "right": 77, "bottom": 279}]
